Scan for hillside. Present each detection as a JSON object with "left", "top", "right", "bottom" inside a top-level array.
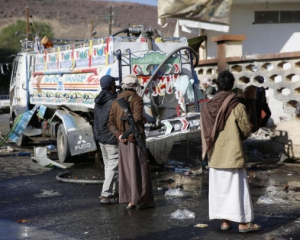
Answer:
[{"left": 0, "top": 0, "right": 180, "bottom": 39}]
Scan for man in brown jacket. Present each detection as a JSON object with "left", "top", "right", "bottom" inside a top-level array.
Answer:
[
  {"left": 108, "top": 74, "right": 154, "bottom": 209},
  {"left": 201, "top": 70, "right": 260, "bottom": 233}
]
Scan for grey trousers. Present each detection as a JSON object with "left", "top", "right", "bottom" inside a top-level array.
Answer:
[{"left": 99, "top": 143, "right": 118, "bottom": 198}]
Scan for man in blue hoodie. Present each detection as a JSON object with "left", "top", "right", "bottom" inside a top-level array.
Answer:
[{"left": 94, "top": 75, "right": 118, "bottom": 204}]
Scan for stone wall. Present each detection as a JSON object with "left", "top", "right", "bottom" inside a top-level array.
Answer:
[{"left": 196, "top": 52, "right": 300, "bottom": 124}]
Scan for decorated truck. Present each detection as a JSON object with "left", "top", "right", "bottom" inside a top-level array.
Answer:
[{"left": 0, "top": 26, "right": 204, "bottom": 164}]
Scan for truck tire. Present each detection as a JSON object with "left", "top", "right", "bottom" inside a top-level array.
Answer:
[{"left": 57, "top": 124, "right": 72, "bottom": 162}]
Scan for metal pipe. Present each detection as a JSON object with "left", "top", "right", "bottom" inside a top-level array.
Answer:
[
  {"left": 116, "top": 49, "right": 122, "bottom": 86},
  {"left": 112, "top": 28, "right": 129, "bottom": 37},
  {"left": 142, "top": 46, "right": 199, "bottom": 97},
  {"left": 56, "top": 171, "right": 104, "bottom": 184}
]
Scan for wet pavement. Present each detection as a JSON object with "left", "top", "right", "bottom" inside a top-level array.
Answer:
[{"left": 1, "top": 113, "right": 300, "bottom": 239}]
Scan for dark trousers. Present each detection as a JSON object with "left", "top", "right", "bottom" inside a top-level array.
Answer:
[{"left": 256, "top": 102, "right": 271, "bottom": 128}]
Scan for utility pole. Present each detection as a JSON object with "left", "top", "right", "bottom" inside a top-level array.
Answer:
[
  {"left": 26, "top": 6, "right": 30, "bottom": 39},
  {"left": 91, "top": 20, "right": 95, "bottom": 38},
  {"left": 109, "top": 6, "right": 113, "bottom": 35}
]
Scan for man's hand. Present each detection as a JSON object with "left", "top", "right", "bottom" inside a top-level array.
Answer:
[{"left": 119, "top": 135, "right": 128, "bottom": 143}]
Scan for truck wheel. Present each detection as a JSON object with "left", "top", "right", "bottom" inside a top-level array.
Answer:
[{"left": 57, "top": 124, "right": 72, "bottom": 162}]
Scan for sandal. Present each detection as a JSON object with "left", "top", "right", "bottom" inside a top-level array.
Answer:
[
  {"left": 126, "top": 203, "right": 136, "bottom": 210},
  {"left": 239, "top": 223, "right": 261, "bottom": 233},
  {"left": 221, "top": 220, "right": 231, "bottom": 231}
]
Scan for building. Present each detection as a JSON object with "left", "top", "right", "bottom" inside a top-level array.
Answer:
[{"left": 195, "top": 0, "right": 300, "bottom": 158}]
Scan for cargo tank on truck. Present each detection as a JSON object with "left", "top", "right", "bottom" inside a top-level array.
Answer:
[{"left": 0, "top": 26, "right": 204, "bottom": 164}]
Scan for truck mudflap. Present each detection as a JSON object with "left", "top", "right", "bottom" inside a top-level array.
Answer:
[
  {"left": 67, "top": 127, "right": 97, "bottom": 156},
  {"left": 51, "top": 110, "right": 97, "bottom": 157}
]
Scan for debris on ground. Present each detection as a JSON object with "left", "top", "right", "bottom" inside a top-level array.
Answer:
[
  {"left": 46, "top": 145, "right": 56, "bottom": 150},
  {"left": 165, "top": 158, "right": 184, "bottom": 168},
  {"left": 34, "top": 190, "right": 62, "bottom": 198},
  {"left": 33, "top": 146, "right": 67, "bottom": 169},
  {"left": 257, "top": 184, "right": 289, "bottom": 204},
  {"left": 17, "top": 219, "right": 31, "bottom": 223},
  {"left": 165, "top": 188, "right": 187, "bottom": 197},
  {"left": 175, "top": 167, "right": 190, "bottom": 173},
  {"left": 170, "top": 209, "right": 195, "bottom": 219},
  {"left": 157, "top": 177, "right": 175, "bottom": 183},
  {"left": 248, "top": 127, "right": 275, "bottom": 141},
  {"left": 194, "top": 223, "right": 209, "bottom": 228},
  {"left": 175, "top": 184, "right": 184, "bottom": 190},
  {"left": 0, "top": 151, "right": 31, "bottom": 157},
  {"left": 279, "top": 152, "right": 289, "bottom": 162},
  {"left": 191, "top": 166, "right": 203, "bottom": 175},
  {"left": 6, "top": 146, "right": 14, "bottom": 152},
  {"left": 257, "top": 196, "right": 274, "bottom": 204}
]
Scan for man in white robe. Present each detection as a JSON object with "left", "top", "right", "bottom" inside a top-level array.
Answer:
[{"left": 200, "top": 70, "right": 261, "bottom": 232}]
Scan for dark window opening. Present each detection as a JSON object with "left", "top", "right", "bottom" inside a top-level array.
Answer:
[{"left": 254, "top": 11, "right": 300, "bottom": 24}]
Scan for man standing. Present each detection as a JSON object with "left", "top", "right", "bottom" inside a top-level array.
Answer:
[
  {"left": 94, "top": 75, "right": 118, "bottom": 204},
  {"left": 256, "top": 77, "right": 271, "bottom": 128},
  {"left": 200, "top": 70, "right": 260, "bottom": 232},
  {"left": 201, "top": 77, "right": 217, "bottom": 99},
  {"left": 108, "top": 74, "right": 154, "bottom": 210}
]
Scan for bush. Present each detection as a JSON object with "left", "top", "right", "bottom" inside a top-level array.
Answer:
[
  {"left": 0, "top": 20, "right": 53, "bottom": 52},
  {"left": 0, "top": 20, "right": 53, "bottom": 93}
]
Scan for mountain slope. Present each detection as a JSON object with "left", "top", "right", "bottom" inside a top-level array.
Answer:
[{"left": 0, "top": 0, "right": 178, "bottom": 39}]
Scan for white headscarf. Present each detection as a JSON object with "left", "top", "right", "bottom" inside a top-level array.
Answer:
[
  {"left": 122, "top": 74, "right": 143, "bottom": 96},
  {"left": 202, "top": 77, "right": 212, "bottom": 86}
]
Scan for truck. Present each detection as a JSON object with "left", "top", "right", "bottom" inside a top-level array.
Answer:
[
  {"left": 0, "top": 26, "right": 204, "bottom": 164},
  {"left": 0, "top": 95, "right": 10, "bottom": 113}
]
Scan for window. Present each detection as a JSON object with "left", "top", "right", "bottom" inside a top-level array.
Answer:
[{"left": 254, "top": 11, "right": 300, "bottom": 24}]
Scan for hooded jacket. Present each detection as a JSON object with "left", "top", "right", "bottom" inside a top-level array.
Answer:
[{"left": 94, "top": 90, "right": 118, "bottom": 144}]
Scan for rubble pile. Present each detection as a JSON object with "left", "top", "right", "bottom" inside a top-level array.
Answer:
[{"left": 248, "top": 127, "right": 276, "bottom": 141}]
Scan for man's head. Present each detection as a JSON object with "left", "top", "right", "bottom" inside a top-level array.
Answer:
[
  {"left": 202, "top": 77, "right": 212, "bottom": 89},
  {"left": 121, "top": 74, "right": 138, "bottom": 90},
  {"left": 216, "top": 70, "right": 235, "bottom": 91},
  {"left": 121, "top": 74, "right": 143, "bottom": 96},
  {"left": 100, "top": 75, "right": 117, "bottom": 93}
]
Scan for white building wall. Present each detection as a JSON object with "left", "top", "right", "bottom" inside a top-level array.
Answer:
[
  {"left": 206, "top": 3, "right": 300, "bottom": 58},
  {"left": 266, "top": 89, "right": 291, "bottom": 125}
]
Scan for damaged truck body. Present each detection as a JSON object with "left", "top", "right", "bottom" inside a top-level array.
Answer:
[{"left": 1, "top": 26, "right": 203, "bottom": 163}]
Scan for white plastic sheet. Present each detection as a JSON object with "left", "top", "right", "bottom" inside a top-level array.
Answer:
[
  {"left": 170, "top": 209, "right": 195, "bottom": 219},
  {"left": 165, "top": 188, "right": 187, "bottom": 197}
]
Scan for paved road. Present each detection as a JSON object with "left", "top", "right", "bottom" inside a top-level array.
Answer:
[{"left": 0, "top": 114, "right": 300, "bottom": 240}]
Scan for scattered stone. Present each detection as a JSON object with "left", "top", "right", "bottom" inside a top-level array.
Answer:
[
  {"left": 17, "top": 219, "right": 31, "bottom": 223},
  {"left": 34, "top": 190, "right": 62, "bottom": 198},
  {"left": 194, "top": 223, "right": 209, "bottom": 228}
]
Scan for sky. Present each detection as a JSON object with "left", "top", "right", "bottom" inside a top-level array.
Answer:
[{"left": 111, "top": 0, "right": 157, "bottom": 6}]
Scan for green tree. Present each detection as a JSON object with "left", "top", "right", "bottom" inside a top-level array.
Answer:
[
  {"left": 0, "top": 20, "right": 53, "bottom": 94},
  {"left": 0, "top": 20, "right": 54, "bottom": 53}
]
